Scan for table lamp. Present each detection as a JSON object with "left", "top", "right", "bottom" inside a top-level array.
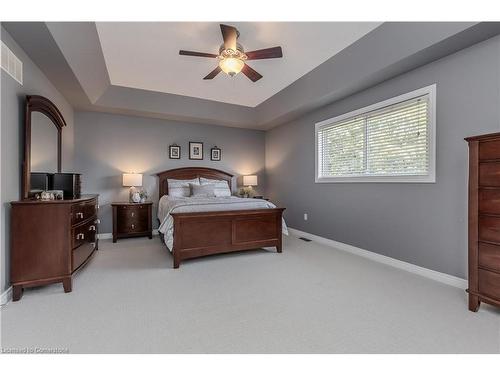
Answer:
[
  {"left": 242, "top": 175, "right": 258, "bottom": 197},
  {"left": 123, "top": 173, "right": 142, "bottom": 203}
]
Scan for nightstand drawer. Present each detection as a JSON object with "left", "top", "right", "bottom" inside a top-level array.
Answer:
[
  {"left": 117, "top": 216, "right": 147, "bottom": 233},
  {"left": 117, "top": 206, "right": 148, "bottom": 219}
]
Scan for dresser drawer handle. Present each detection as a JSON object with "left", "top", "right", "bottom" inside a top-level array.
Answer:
[
  {"left": 76, "top": 233, "right": 85, "bottom": 240},
  {"left": 89, "top": 225, "right": 96, "bottom": 231},
  {"left": 95, "top": 219, "right": 101, "bottom": 224},
  {"left": 76, "top": 212, "right": 84, "bottom": 219},
  {"left": 131, "top": 224, "right": 135, "bottom": 229},
  {"left": 131, "top": 212, "right": 135, "bottom": 217}
]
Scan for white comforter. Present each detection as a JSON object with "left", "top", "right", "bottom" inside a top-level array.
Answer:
[{"left": 157, "top": 195, "right": 288, "bottom": 250}]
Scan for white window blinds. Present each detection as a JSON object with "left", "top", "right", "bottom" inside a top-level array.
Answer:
[{"left": 315, "top": 85, "right": 435, "bottom": 183}]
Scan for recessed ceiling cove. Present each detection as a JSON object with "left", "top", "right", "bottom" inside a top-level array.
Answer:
[{"left": 96, "top": 22, "right": 381, "bottom": 107}]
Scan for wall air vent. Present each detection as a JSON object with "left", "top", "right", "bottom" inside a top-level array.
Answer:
[{"left": 1, "top": 41, "right": 23, "bottom": 85}]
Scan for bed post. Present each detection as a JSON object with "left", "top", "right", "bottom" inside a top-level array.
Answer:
[
  {"left": 277, "top": 214, "right": 283, "bottom": 253},
  {"left": 172, "top": 216, "right": 181, "bottom": 269},
  {"left": 173, "top": 252, "right": 180, "bottom": 269}
]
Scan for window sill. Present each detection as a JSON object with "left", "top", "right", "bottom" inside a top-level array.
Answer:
[{"left": 315, "top": 175, "right": 436, "bottom": 183}]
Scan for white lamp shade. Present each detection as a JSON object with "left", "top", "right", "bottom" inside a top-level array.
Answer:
[
  {"left": 123, "top": 173, "right": 142, "bottom": 187},
  {"left": 243, "top": 175, "right": 258, "bottom": 186}
]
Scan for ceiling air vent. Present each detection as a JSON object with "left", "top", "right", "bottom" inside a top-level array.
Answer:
[{"left": 1, "top": 41, "right": 23, "bottom": 85}]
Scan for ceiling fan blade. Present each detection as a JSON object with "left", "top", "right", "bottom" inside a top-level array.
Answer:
[
  {"left": 245, "top": 46, "right": 283, "bottom": 60},
  {"left": 179, "top": 50, "right": 218, "bottom": 58},
  {"left": 220, "top": 24, "right": 238, "bottom": 51},
  {"left": 241, "top": 64, "right": 263, "bottom": 82},
  {"left": 203, "top": 66, "right": 222, "bottom": 80}
]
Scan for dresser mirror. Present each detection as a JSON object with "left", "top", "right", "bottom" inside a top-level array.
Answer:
[
  {"left": 30, "top": 111, "right": 59, "bottom": 173},
  {"left": 22, "top": 95, "right": 66, "bottom": 199}
]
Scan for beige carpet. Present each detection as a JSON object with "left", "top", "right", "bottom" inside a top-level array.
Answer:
[{"left": 1, "top": 235, "right": 499, "bottom": 353}]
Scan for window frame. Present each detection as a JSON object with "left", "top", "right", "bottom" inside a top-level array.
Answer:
[{"left": 315, "top": 84, "right": 436, "bottom": 183}]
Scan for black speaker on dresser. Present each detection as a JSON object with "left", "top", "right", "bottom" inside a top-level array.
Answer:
[
  {"left": 29, "top": 172, "right": 53, "bottom": 193},
  {"left": 52, "top": 173, "right": 81, "bottom": 199}
]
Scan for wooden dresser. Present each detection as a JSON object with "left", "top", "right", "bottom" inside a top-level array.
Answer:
[
  {"left": 466, "top": 133, "right": 500, "bottom": 311},
  {"left": 112, "top": 202, "right": 152, "bottom": 242},
  {"left": 10, "top": 194, "right": 99, "bottom": 301}
]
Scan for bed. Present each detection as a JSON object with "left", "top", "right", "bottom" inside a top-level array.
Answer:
[{"left": 156, "top": 167, "right": 286, "bottom": 268}]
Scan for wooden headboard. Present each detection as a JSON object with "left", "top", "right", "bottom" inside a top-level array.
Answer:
[{"left": 156, "top": 167, "right": 234, "bottom": 197}]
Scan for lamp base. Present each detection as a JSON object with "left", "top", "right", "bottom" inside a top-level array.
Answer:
[
  {"left": 129, "top": 186, "right": 141, "bottom": 203},
  {"left": 244, "top": 186, "right": 255, "bottom": 198}
]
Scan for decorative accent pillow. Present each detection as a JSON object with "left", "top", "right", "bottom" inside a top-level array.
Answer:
[
  {"left": 190, "top": 183, "right": 216, "bottom": 197},
  {"left": 168, "top": 178, "right": 200, "bottom": 197},
  {"left": 199, "top": 177, "right": 232, "bottom": 197}
]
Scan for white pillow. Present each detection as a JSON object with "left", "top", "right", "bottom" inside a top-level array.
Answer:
[
  {"left": 168, "top": 178, "right": 200, "bottom": 197},
  {"left": 200, "top": 177, "right": 231, "bottom": 197},
  {"left": 190, "top": 183, "right": 216, "bottom": 197}
]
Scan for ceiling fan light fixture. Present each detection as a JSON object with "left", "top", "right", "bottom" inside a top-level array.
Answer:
[
  {"left": 179, "top": 24, "right": 282, "bottom": 82},
  {"left": 219, "top": 57, "right": 245, "bottom": 77}
]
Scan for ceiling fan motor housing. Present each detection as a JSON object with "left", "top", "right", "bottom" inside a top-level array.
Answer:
[{"left": 218, "top": 43, "right": 247, "bottom": 60}]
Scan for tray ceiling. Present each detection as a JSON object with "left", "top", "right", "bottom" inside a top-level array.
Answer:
[{"left": 95, "top": 22, "right": 381, "bottom": 107}]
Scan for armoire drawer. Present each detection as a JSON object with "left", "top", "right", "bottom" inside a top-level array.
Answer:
[
  {"left": 479, "top": 162, "right": 500, "bottom": 187},
  {"left": 478, "top": 269, "right": 500, "bottom": 300},
  {"left": 478, "top": 242, "right": 500, "bottom": 273},
  {"left": 478, "top": 216, "right": 500, "bottom": 243},
  {"left": 479, "top": 140, "right": 500, "bottom": 160},
  {"left": 479, "top": 189, "right": 500, "bottom": 215}
]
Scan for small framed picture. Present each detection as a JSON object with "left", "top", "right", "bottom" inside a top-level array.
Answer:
[
  {"left": 189, "top": 142, "right": 204, "bottom": 160},
  {"left": 211, "top": 147, "right": 222, "bottom": 161},
  {"left": 169, "top": 144, "right": 180, "bottom": 159}
]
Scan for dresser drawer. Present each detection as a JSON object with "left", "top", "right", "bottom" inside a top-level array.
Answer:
[
  {"left": 72, "top": 218, "right": 97, "bottom": 249},
  {"left": 72, "top": 241, "right": 95, "bottom": 272},
  {"left": 478, "top": 269, "right": 500, "bottom": 300},
  {"left": 479, "top": 242, "right": 500, "bottom": 273},
  {"left": 479, "top": 162, "right": 500, "bottom": 187},
  {"left": 71, "top": 199, "right": 97, "bottom": 225},
  {"left": 478, "top": 216, "right": 500, "bottom": 243}
]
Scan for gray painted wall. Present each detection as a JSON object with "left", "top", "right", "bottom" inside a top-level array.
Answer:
[
  {"left": 1, "top": 27, "right": 75, "bottom": 295},
  {"left": 265, "top": 35, "right": 500, "bottom": 279},
  {"left": 74, "top": 112, "right": 266, "bottom": 234}
]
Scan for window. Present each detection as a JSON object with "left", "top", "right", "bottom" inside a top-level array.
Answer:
[{"left": 315, "top": 84, "right": 436, "bottom": 183}]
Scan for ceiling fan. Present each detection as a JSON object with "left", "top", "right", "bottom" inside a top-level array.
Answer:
[{"left": 179, "top": 24, "right": 283, "bottom": 82}]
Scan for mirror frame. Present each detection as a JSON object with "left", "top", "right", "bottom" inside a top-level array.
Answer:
[{"left": 22, "top": 95, "right": 67, "bottom": 199}]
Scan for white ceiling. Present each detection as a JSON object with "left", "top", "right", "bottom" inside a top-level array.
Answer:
[{"left": 96, "top": 22, "right": 381, "bottom": 107}]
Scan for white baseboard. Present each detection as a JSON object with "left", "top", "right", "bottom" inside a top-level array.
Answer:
[
  {"left": 98, "top": 229, "right": 159, "bottom": 240},
  {"left": 1, "top": 286, "right": 13, "bottom": 306},
  {"left": 288, "top": 228, "right": 467, "bottom": 289}
]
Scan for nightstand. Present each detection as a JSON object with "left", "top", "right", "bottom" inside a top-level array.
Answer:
[{"left": 111, "top": 202, "right": 152, "bottom": 242}]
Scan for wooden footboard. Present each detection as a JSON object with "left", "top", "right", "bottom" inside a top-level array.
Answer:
[{"left": 170, "top": 208, "right": 285, "bottom": 268}]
